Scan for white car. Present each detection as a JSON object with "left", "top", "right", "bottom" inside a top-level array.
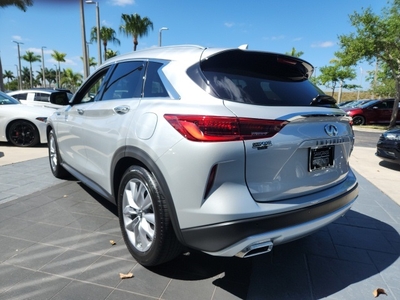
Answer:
[
  {"left": 7, "top": 89, "right": 72, "bottom": 109},
  {"left": 47, "top": 45, "right": 359, "bottom": 266},
  {"left": 0, "top": 91, "right": 54, "bottom": 146}
]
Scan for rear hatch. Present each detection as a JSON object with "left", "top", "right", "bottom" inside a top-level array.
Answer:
[{"left": 200, "top": 49, "right": 354, "bottom": 202}]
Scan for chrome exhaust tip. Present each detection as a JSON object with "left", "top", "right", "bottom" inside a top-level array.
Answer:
[{"left": 235, "top": 240, "right": 273, "bottom": 258}]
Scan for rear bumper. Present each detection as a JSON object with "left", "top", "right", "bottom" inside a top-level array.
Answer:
[
  {"left": 376, "top": 144, "right": 400, "bottom": 164},
  {"left": 181, "top": 182, "right": 358, "bottom": 257}
]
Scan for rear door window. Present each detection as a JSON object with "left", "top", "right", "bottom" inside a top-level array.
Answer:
[{"left": 143, "top": 62, "right": 169, "bottom": 98}]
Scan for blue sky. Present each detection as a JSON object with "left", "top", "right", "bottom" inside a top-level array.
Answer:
[{"left": 0, "top": 0, "right": 389, "bottom": 90}]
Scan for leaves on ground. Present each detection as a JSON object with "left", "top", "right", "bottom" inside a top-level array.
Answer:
[
  {"left": 119, "top": 272, "right": 134, "bottom": 279},
  {"left": 373, "top": 288, "right": 387, "bottom": 297}
]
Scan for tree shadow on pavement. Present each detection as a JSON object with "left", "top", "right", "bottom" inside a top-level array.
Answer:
[
  {"left": 148, "top": 210, "right": 400, "bottom": 299},
  {"left": 76, "top": 179, "right": 400, "bottom": 299}
]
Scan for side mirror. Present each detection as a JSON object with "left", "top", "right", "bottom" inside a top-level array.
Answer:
[{"left": 50, "top": 92, "right": 70, "bottom": 106}]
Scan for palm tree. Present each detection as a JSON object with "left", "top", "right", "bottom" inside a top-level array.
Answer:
[
  {"left": 3, "top": 70, "right": 14, "bottom": 90},
  {"left": 119, "top": 13, "right": 153, "bottom": 51},
  {"left": 22, "top": 50, "right": 41, "bottom": 88},
  {"left": 20, "top": 66, "right": 30, "bottom": 89},
  {"left": 88, "top": 57, "right": 97, "bottom": 71},
  {"left": 51, "top": 50, "right": 66, "bottom": 88},
  {"left": 47, "top": 68, "right": 57, "bottom": 87},
  {"left": 0, "top": 56, "right": 4, "bottom": 92},
  {"left": 90, "top": 26, "right": 120, "bottom": 61},
  {"left": 0, "top": 0, "right": 33, "bottom": 11},
  {"left": 105, "top": 49, "right": 119, "bottom": 60},
  {"left": 285, "top": 47, "right": 304, "bottom": 58},
  {"left": 80, "top": 56, "right": 97, "bottom": 73},
  {"left": 60, "top": 68, "right": 83, "bottom": 92}
]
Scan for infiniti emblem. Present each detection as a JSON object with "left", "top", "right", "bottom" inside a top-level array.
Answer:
[{"left": 324, "top": 124, "right": 338, "bottom": 137}]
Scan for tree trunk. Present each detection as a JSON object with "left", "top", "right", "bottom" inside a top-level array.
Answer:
[
  {"left": 29, "top": 64, "right": 33, "bottom": 88},
  {"left": 389, "top": 77, "right": 400, "bottom": 128},
  {"left": 338, "top": 81, "right": 343, "bottom": 102},
  {"left": 0, "top": 56, "right": 4, "bottom": 92}
]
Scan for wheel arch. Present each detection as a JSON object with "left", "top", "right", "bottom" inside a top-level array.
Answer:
[
  {"left": 46, "top": 124, "right": 54, "bottom": 137},
  {"left": 6, "top": 119, "right": 41, "bottom": 145},
  {"left": 352, "top": 114, "right": 366, "bottom": 125},
  {"left": 111, "top": 146, "right": 185, "bottom": 244}
]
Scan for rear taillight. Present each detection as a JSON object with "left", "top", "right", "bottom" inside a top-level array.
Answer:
[{"left": 164, "top": 114, "right": 288, "bottom": 142}]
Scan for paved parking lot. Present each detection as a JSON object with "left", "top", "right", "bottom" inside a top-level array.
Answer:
[{"left": 0, "top": 134, "right": 399, "bottom": 299}]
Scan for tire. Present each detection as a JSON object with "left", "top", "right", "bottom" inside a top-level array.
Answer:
[
  {"left": 8, "top": 120, "right": 40, "bottom": 147},
  {"left": 118, "top": 166, "right": 182, "bottom": 266},
  {"left": 352, "top": 115, "right": 366, "bottom": 126},
  {"left": 48, "top": 129, "right": 70, "bottom": 179}
]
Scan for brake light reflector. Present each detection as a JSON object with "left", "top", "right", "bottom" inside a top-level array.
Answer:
[{"left": 164, "top": 114, "right": 288, "bottom": 142}]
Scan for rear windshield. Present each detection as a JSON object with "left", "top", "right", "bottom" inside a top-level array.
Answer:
[{"left": 200, "top": 50, "right": 326, "bottom": 106}]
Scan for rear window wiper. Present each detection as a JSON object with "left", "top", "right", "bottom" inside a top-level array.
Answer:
[{"left": 310, "top": 95, "right": 338, "bottom": 108}]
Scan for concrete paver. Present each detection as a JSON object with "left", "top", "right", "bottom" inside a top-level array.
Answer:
[
  {"left": 0, "top": 143, "right": 48, "bottom": 166},
  {"left": 350, "top": 146, "right": 400, "bottom": 206},
  {"left": 0, "top": 129, "right": 399, "bottom": 300}
]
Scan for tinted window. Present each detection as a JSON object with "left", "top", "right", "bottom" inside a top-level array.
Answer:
[
  {"left": 11, "top": 93, "right": 28, "bottom": 100},
  {"left": 0, "top": 92, "right": 19, "bottom": 104},
  {"left": 143, "top": 62, "right": 169, "bottom": 98},
  {"left": 379, "top": 100, "right": 393, "bottom": 109},
  {"left": 102, "top": 61, "right": 145, "bottom": 100},
  {"left": 72, "top": 68, "right": 110, "bottom": 104},
  {"left": 34, "top": 93, "right": 50, "bottom": 102},
  {"left": 200, "top": 50, "right": 325, "bottom": 106}
]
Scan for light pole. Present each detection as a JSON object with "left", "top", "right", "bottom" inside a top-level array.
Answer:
[
  {"left": 158, "top": 27, "right": 168, "bottom": 47},
  {"left": 80, "top": 0, "right": 89, "bottom": 79},
  {"left": 86, "top": 42, "right": 91, "bottom": 74},
  {"left": 13, "top": 41, "right": 23, "bottom": 90},
  {"left": 54, "top": 64, "right": 58, "bottom": 88},
  {"left": 86, "top": 0, "right": 102, "bottom": 66},
  {"left": 357, "top": 67, "right": 363, "bottom": 100},
  {"left": 14, "top": 64, "right": 19, "bottom": 90},
  {"left": 41, "top": 46, "right": 46, "bottom": 88}
]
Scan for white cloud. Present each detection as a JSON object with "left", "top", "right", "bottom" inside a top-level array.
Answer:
[
  {"left": 11, "top": 35, "right": 23, "bottom": 41},
  {"left": 271, "top": 35, "right": 285, "bottom": 40},
  {"left": 102, "top": 20, "right": 112, "bottom": 26},
  {"left": 224, "top": 22, "right": 234, "bottom": 28},
  {"left": 311, "top": 41, "right": 335, "bottom": 48},
  {"left": 108, "top": 0, "right": 135, "bottom": 6},
  {"left": 293, "top": 37, "right": 303, "bottom": 41},
  {"left": 28, "top": 47, "right": 42, "bottom": 54}
]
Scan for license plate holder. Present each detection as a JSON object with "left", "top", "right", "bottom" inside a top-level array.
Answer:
[{"left": 309, "top": 146, "right": 334, "bottom": 172}]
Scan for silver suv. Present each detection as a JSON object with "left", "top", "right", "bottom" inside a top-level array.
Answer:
[{"left": 47, "top": 45, "right": 358, "bottom": 266}]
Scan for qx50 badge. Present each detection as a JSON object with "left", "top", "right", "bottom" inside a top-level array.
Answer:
[
  {"left": 324, "top": 124, "right": 338, "bottom": 137},
  {"left": 252, "top": 140, "right": 272, "bottom": 150}
]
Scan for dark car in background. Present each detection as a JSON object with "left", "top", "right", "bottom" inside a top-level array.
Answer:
[
  {"left": 342, "top": 98, "right": 399, "bottom": 125},
  {"left": 376, "top": 127, "right": 400, "bottom": 164},
  {"left": 339, "top": 99, "right": 373, "bottom": 109}
]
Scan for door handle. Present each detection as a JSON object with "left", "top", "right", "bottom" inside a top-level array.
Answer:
[
  {"left": 113, "top": 105, "right": 130, "bottom": 115},
  {"left": 77, "top": 109, "right": 84, "bottom": 115}
]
